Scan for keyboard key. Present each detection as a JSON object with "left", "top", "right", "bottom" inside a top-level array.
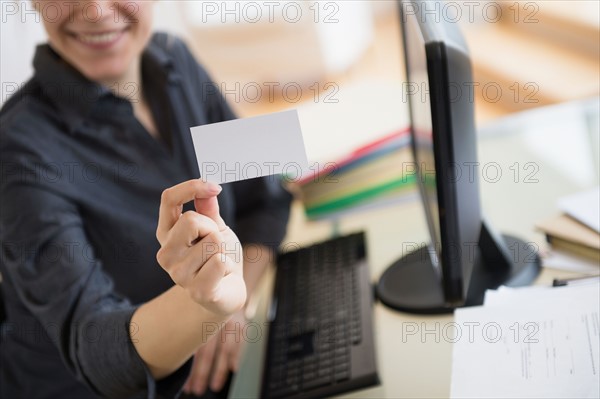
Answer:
[
  {"left": 303, "top": 376, "right": 331, "bottom": 390},
  {"left": 270, "top": 384, "right": 299, "bottom": 398},
  {"left": 334, "top": 371, "right": 350, "bottom": 382}
]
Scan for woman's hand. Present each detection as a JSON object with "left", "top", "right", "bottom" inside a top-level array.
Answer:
[
  {"left": 155, "top": 179, "right": 246, "bottom": 316},
  {"left": 182, "top": 311, "right": 248, "bottom": 395}
]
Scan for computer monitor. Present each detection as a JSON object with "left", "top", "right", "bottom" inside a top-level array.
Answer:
[{"left": 375, "top": 0, "right": 541, "bottom": 314}]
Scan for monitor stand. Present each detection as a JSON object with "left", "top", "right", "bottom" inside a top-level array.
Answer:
[{"left": 375, "top": 220, "right": 542, "bottom": 314}]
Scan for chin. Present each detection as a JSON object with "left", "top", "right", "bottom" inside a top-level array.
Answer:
[{"left": 80, "top": 58, "right": 134, "bottom": 86}]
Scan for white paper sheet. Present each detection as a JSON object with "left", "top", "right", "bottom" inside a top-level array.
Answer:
[
  {"left": 542, "top": 249, "right": 600, "bottom": 274},
  {"left": 558, "top": 187, "right": 600, "bottom": 233},
  {"left": 190, "top": 110, "right": 309, "bottom": 184},
  {"left": 451, "top": 283, "right": 600, "bottom": 398}
]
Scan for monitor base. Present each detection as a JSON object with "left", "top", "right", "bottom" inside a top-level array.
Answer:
[{"left": 375, "top": 234, "right": 541, "bottom": 314}]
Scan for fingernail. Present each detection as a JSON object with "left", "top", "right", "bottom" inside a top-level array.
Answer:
[{"left": 207, "top": 181, "right": 222, "bottom": 193}]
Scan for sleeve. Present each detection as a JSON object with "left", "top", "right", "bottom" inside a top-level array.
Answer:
[
  {"left": 170, "top": 35, "right": 293, "bottom": 251},
  {"left": 0, "top": 146, "right": 191, "bottom": 398}
]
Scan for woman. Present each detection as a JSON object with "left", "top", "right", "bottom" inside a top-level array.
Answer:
[{"left": 0, "top": 1, "right": 291, "bottom": 398}]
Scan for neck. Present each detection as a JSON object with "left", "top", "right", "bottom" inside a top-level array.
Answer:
[{"left": 101, "top": 57, "right": 143, "bottom": 104}]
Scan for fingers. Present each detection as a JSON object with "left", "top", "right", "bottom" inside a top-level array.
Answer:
[
  {"left": 172, "top": 211, "right": 221, "bottom": 248},
  {"left": 156, "top": 212, "right": 221, "bottom": 272},
  {"left": 210, "top": 343, "right": 230, "bottom": 392},
  {"left": 166, "top": 232, "right": 227, "bottom": 290},
  {"left": 182, "top": 350, "right": 203, "bottom": 394},
  {"left": 210, "top": 317, "right": 245, "bottom": 391},
  {"left": 192, "top": 337, "right": 219, "bottom": 396},
  {"left": 163, "top": 234, "right": 240, "bottom": 309},
  {"left": 195, "top": 196, "right": 226, "bottom": 232},
  {"left": 185, "top": 316, "right": 247, "bottom": 395},
  {"left": 187, "top": 251, "right": 229, "bottom": 306},
  {"left": 156, "top": 179, "right": 222, "bottom": 244},
  {"left": 156, "top": 217, "right": 224, "bottom": 287}
]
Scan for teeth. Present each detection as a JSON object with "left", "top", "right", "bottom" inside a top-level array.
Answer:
[{"left": 78, "top": 31, "right": 120, "bottom": 44}]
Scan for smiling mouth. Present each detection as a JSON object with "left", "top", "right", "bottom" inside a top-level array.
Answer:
[{"left": 71, "top": 28, "right": 129, "bottom": 46}]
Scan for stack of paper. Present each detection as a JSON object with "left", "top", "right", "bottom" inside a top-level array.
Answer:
[
  {"left": 536, "top": 187, "right": 600, "bottom": 273},
  {"left": 451, "top": 281, "right": 600, "bottom": 398},
  {"left": 292, "top": 129, "right": 417, "bottom": 220}
]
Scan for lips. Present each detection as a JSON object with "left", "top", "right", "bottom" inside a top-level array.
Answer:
[
  {"left": 77, "top": 30, "right": 122, "bottom": 44},
  {"left": 70, "top": 27, "right": 128, "bottom": 49}
]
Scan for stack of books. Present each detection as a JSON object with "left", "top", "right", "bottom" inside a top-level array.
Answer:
[
  {"left": 536, "top": 187, "right": 600, "bottom": 271},
  {"left": 292, "top": 129, "right": 417, "bottom": 220}
]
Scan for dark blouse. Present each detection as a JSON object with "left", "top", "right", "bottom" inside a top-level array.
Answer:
[{"left": 0, "top": 32, "right": 291, "bottom": 398}]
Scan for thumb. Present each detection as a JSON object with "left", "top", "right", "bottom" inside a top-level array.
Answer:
[{"left": 194, "top": 186, "right": 226, "bottom": 231}]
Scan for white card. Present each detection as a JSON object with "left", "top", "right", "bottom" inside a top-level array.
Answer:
[{"left": 190, "top": 110, "right": 309, "bottom": 184}]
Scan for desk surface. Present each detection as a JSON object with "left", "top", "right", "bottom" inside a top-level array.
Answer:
[{"left": 231, "top": 97, "right": 600, "bottom": 398}]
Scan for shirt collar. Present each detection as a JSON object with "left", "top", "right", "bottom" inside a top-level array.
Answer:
[{"left": 32, "top": 35, "right": 176, "bottom": 134}]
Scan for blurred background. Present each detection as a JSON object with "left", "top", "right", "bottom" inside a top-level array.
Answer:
[{"left": 1, "top": 0, "right": 599, "bottom": 126}]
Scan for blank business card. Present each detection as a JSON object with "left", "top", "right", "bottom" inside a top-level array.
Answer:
[{"left": 190, "top": 110, "right": 308, "bottom": 184}]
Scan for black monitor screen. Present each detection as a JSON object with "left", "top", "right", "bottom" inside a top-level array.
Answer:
[
  {"left": 378, "top": 0, "right": 537, "bottom": 312},
  {"left": 400, "top": 0, "right": 482, "bottom": 304},
  {"left": 403, "top": 7, "right": 441, "bottom": 269}
]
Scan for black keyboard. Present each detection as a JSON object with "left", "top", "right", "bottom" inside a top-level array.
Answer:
[{"left": 262, "top": 232, "right": 379, "bottom": 399}]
